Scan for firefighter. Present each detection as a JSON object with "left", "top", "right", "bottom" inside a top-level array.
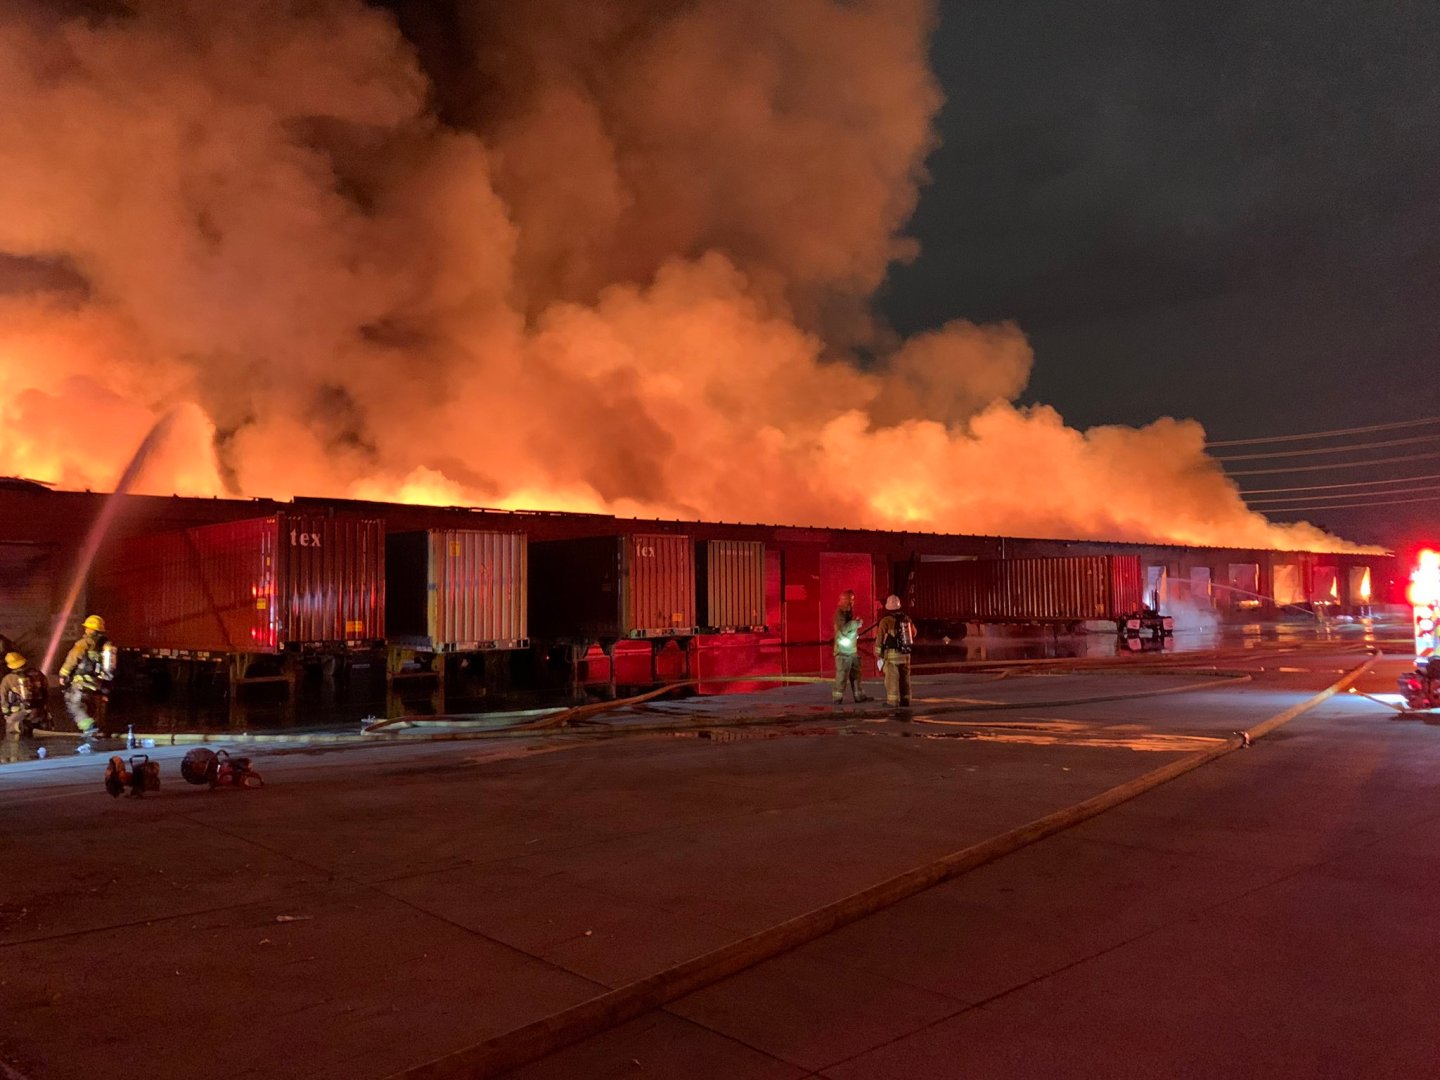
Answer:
[
  {"left": 1, "top": 652, "right": 49, "bottom": 737},
  {"left": 832, "top": 589, "right": 869, "bottom": 704},
  {"left": 874, "top": 594, "right": 915, "bottom": 707},
  {"left": 58, "top": 615, "right": 116, "bottom": 736}
]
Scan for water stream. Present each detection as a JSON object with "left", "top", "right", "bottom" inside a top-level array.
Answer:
[{"left": 40, "top": 411, "right": 182, "bottom": 673}]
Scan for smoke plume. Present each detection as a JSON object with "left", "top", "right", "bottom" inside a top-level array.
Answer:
[{"left": 0, "top": 0, "right": 1367, "bottom": 550}]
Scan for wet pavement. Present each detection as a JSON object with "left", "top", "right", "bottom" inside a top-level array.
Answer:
[
  {"left": 0, "top": 614, "right": 1403, "bottom": 760},
  {"left": 3, "top": 638, "right": 1427, "bottom": 1078}
]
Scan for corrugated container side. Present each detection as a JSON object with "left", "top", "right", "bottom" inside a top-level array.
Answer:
[
  {"left": 1109, "top": 556, "right": 1144, "bottom": 613},
  {"left": 94, "top": 517, "right": 273, "bottom": 653},
  {"left": 909, "top": 555, "right": 1142, "bottom": 622},
  {"left": 697, "top": 539, "right": 766, "bottom": 631},
  {"left": 430, "top": 530, "right": 526, "bottom": 649},
  {"left": 94, "top": 514, "right": 383, "bottom": 653},
  {"left": 623, "top": 534, "right": 696, "bottom": 637},
  {"left": 275, "top": 515, "right": 384, "bottom": 645}
]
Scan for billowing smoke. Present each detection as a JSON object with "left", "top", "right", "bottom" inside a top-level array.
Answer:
[{"left": 0, "top": 0, "right": 1366, "bottom": 551}]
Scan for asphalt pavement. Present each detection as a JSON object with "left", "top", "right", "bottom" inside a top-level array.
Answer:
[{"left": 1, "top": 644, "right": 1427, "bottom": 1079}]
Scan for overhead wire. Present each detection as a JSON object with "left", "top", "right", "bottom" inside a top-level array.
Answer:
[
  {"left": 1252, "top": 493, "right": 1440, "bottom": 513},
  {"left": 1224, "top": 449, "right": 1440, "bottom": 475},
  {"left": 1249, "top": 488, "right": 1431, "bottom": 506},
  {"left": 1210, "top": 432, "right": 1440, "bottom": 462},
  {"left": 1205, "top": 415, "right": 1440, "bottom": 448},
  {"left": 1239, "top": 472, "right": 1440, "bottom": 495}
]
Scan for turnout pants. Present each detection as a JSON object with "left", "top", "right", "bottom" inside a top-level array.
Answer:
[
  {"left": 882, "top": 651, "right": 911, "bottom": 706},
  {"left": 4, "top": 707, "right": 45, "bottom": 737},
  {"left": 65, "top": 685, "right": 107, "bottom": 734},
  {"left": 832, "top": 653, "right": 867, "bottom": 702}
]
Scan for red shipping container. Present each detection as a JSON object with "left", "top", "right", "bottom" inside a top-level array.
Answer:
[
  {"left": 907, "top": 555, "right": 1143, "bottom": 623},
  {"left": 92, "top": 514, "right": 384, "bottom": 653}
]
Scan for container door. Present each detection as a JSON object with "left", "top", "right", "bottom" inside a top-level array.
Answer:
[
  {"left": 1108, "top": 556, "right": 1144, "bottom": 616},
  {"left": 703, "top": 540, "right": 765, "bottom": 631},
  {"left": 623, "top": 534, "right": 696, "bottom": 637},
  {"left": 430, "top": 531, "right": 527, "bottom": 649},
  {"left": 279, "top": 516, "right": 384, "bottom": 645}
]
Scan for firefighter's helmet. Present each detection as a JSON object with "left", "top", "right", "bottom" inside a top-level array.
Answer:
[
  {"left": 4, "top": 652, "right": 24, "bottom": 671},
  {"left": 83, "top": 614, "right": 106, "bottom": 633}
]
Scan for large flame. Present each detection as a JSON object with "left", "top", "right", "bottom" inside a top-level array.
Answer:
[
  {"left": 0, "top": 0, "right": 1373, "bottom": 552},
  {"left": 1409, "top": 550, "right": 1440, "bottom": 607}
]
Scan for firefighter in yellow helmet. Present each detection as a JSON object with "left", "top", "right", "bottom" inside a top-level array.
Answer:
[
  {"left": 58, "top": 615, "right": 116, "bottom": 736},
  {"left": 1, "top": 651, "right": 49, "bottom": 737},
  {"left": 874, "top": 594, "right": 916, "bottom": 707}
]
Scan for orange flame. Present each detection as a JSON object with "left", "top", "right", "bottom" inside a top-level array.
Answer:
[{"left": 1408, "top": 550, "right": 1440, "bottom": 606}]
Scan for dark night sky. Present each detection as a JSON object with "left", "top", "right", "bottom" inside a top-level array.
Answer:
[{"left": 881, "top": 0, "right": 1440, "bottom": 546}]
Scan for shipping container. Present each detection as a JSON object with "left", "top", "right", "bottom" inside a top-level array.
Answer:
[
  {"left": 529, "top": 534, "right": 696, "bottom": 640},
  {"left": 696, "top": 539, "right": 766, "bottom": 632},
  {"left": 906, "top": 555, "right": 1144, "bottom": 624},
  {"left": 386, "top": 530, "right": 527, "bottom": 651},
  {"left": 92, "top": 514, "right": 384, "bottom": 654}
]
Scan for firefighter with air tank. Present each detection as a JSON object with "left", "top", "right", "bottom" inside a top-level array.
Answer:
[
  {"left": 874, "top": 594, "right": 916, "bottom": 707},
  {"left": 2, "top": 651, "right": 49, "bottom": 737},
  {"left": 59, "top": 614, "right": 117, "bottom": 736}
]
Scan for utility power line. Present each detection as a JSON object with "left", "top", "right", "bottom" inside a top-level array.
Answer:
[
  {"left": 1249, "top": 488, "right": 1426, "bottom": 506},
  {"left": 1206, "top": 415, "right": 1440, "bottom": 448},
  {"left": 1225, "top": 449, "right": 1440, "bottom": 476},
  {"left": 1211, "top": 432, "right": 1440, "bottom": 462},
  {"left": 1240, "top": 472, "right": 1440, "bottom": 495},
  {"left": 1257, "top": 493, "right": 1440, "bottom": 513}
]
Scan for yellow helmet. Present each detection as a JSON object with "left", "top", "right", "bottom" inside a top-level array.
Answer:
[
  {"left": 4, "top": 652, "right": 24, "bottom": 671},
  {"left": 83, "top": 614, "right": 106, "bottom": 633}
]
